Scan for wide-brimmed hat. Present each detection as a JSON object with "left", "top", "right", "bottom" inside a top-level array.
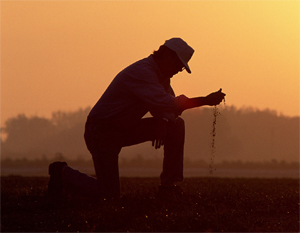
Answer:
[{"left": 164, "top": 38, "right": 194, "bottom": 73}]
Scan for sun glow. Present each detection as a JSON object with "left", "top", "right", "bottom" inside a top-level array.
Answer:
[{"left": 1, "top": 1, "right": 299, "bottom": 129}]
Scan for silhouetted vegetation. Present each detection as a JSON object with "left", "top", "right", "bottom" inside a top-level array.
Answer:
[
  {"left": 1, "top": 107, "right": 90, "bottom": 160},
  {"left": 1, "top": 176, "right": 299, "bottom": 232},
  {"left": 1, "top": 106, "right": 299, "bottom": 163}
]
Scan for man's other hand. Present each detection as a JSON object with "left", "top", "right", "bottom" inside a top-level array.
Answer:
[
  {"left": 152, "top": 118, "right": 168, "bottom": 149},
  {"left": 205, "top": 88, "right": 226, "bottom": 106}
]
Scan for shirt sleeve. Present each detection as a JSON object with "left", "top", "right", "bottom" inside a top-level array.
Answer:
[{"left": 122, "top": 64, "right": 178, "bottom": 114}]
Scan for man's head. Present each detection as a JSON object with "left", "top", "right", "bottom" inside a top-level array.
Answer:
[
  {"left": 153, "top": 38, "right": 194, "bottom": 79},
  {"left": 164, "top": 38, "right": 194, "bottom": 74}
]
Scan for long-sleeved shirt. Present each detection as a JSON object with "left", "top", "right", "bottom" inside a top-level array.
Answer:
[{"left": 88, "top": 55, "right": 187, "bottom": 129}]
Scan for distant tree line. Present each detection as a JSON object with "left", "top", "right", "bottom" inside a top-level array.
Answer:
[
  {"left": 183, "top": 106, "right": 299, "bottom": 163},
  {"left": 1, "top": 105, "right": 299, "bottom": 163},
  {"left": 1, "top": 107, "right": 90, "bottom": 160}
]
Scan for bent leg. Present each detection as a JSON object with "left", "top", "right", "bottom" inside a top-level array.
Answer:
[
  {"left": 120, "top": 117, "right": 157, "bottom": 146},
  {"left": 120, "top": 117, "right": 185, "bottom": 186},
  {"left": 60, "top": 117, "right": 185, "bottom": 197},
  {"left": 62, "top": 166, "right": 102, "bottom": 197},
  {"left": 160, "top": 117, "right": 185, "bottom": 186},
  {"left": 60, "top": 122, "right": 122, "bottom": 198},
  {"left": 85, "top": 124, "right": 122, "bottom": 198},
  {"left": 92, "top": 146, "right": 121, "bottom": 198}
]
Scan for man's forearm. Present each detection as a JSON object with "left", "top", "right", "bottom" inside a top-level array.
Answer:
[
  {"left": 178, "top": 89, "right": 226, "bottom": 113},
  {"left": 181, "top": 97, "right": 207, "bottom": 111}
]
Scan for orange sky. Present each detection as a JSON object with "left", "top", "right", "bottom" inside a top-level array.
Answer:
[{"left": 1, "top": 0, "right": 299, "bottom": 129}]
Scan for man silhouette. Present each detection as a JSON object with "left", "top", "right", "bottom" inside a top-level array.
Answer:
[{"left": 48, "top": 38, "right": 225, "bottom": 198}]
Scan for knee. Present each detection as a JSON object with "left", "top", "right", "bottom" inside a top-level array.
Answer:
[
  {"left": 171, "top": 117, "right": 185, "bottom": 135},
  {"left": 165, "top": 117, "right": 185, "bottom": 143},
  {"left": 175, "top": 117, "right": 185, "bottom": 129}
]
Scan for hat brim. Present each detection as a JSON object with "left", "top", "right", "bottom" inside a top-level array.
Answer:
[{"left": 177, "top": 55, "right": 191, "bottom": 73}]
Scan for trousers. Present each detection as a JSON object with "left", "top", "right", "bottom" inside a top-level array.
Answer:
[{"left": 62, "top": 117, "right": 185, "bottom": 198}]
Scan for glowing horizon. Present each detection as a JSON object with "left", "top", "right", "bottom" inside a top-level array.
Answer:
[{"left": 1, "top": 1, "right": 299, "bottom": 128}]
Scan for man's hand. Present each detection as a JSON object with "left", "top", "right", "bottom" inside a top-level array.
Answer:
[
  {"left": 152, "top": 118, "right": 168, "bottom": 149},
  {"left": 205, "top": 88, "right": 226, "bottom": 106}
]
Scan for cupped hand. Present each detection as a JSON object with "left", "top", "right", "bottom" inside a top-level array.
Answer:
[{"left": 205, "top": 88, "right": 226, "bottom": 106}]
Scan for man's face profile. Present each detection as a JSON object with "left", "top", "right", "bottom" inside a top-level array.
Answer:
[{"left": 161, "top": 51, "right": 185, "bottom": 79}]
